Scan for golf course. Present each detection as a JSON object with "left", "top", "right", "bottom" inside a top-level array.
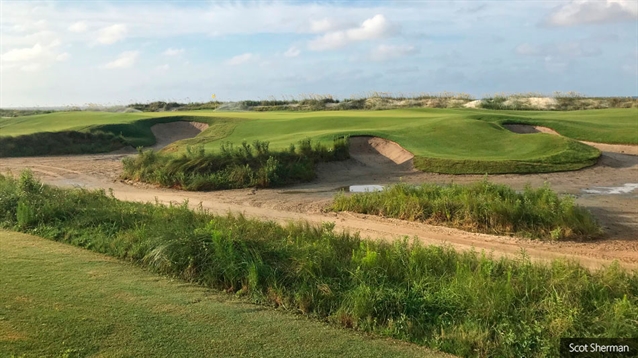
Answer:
[
  {"left": 3, "top": 108, "right": 636, "bottom": 174},
  {"left": 2, "top": 101, "right": 637, "bottom": 358}
]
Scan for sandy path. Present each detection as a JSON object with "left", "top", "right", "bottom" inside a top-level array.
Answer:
[
  {"left": 1, "top": 133, "right": 637, "bottom": 271},
  {"left": 1, "top": 144, "right": 637, "bottom": 270}
]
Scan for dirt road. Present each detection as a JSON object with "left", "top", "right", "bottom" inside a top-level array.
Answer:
[{"left": 1, "top": 147, "right": 637, "bottom": 270}]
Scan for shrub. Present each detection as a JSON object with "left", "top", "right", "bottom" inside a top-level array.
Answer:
[
  {"left": 122, "top": 137, "right": 350, "bottom": 190},
  {"left": 332, "top": 180, "right": 602, "bottom": 241}
]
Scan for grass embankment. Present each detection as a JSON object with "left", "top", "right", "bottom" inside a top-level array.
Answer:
[
  {"left": 0, "top": 230, "right": 444, "bottom": 358},
  {"left": 145, "top": 109, "right": 606, "bottom": 174},
  {"left": 0, "top": 112, "right": 242, "bottom": 157},
  {"left": 332, "top": 182, "right": 601, "bottom": 241},
  {"left": 1, "top": 172, "right": 636, "bottom": 357},
  {"left": 121, "top": 137, "right": 349, "bottom": 190},
  {"left": 4, "top": 108, "right": 635, "bottom": 173}
]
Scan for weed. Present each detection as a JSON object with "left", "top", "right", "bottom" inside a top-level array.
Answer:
[
  {"left": 332, "top": 181, "right": 602, "bottom": 241},
  {"left": 121, "top": 137, "right": 350, "bottom": 190}
]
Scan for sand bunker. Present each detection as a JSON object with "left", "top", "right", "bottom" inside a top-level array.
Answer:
[
  {"left": 150, "top": 121, "right": 209, "bottom": 150},
  {"left": 503, "top": 124, "right": 638, "bottom": 156},
  {"left": 349, "top": 136, "right": 415, "bottom": 170}
]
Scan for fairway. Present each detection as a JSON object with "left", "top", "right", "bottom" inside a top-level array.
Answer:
[
  {"left": 1, "top": 108, "right": 635, "bottom": 173},
  {"left": 0, "top": 230, "right": 447, "bottom": 358}
]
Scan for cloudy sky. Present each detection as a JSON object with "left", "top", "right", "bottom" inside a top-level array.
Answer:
[{"left": 1, "top": 0, "right": 637, "bottom": 107}]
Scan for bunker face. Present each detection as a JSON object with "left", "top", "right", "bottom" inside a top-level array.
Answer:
[
  {"left": 349, "top": 185, "right": 384, "bottom": 193},
  {"left": 582, "top": 183, "right": 638, "bottom": 195},
  {"left": 150, "top": 121, "right": 209, "bottom": 150}
]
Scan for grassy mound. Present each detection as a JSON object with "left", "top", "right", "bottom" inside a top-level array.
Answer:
[
  {"left": 0, "top": 113, "right": 241, "bottom": 157},
  {"left": 3, "top": 108, "right": 633, "bottom": 173},
  {"left": 0, "top": 130, "right": 127, "bottom": 157},
  {"left": 121, "top": 137, "right": 349, "bottom": 190},
  {"left": 1, "top": 172, "right": 636, "bottom": 357},
  {"left": 332, "top": 181, "right": 602, "bottom": 241}
]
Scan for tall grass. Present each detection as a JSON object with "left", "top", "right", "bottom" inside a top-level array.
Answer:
[
  {"left": 121, "top": 137, "right": 350, "bottom": 190},
  {"left": 0, "top": 172, "right": 635, "bottom": 358},
  {"left": 332, "top": 181, "right": 602, "bottom": 241},
  {"left": 479, "top": 92, "right": 638, "bottom": 111}
]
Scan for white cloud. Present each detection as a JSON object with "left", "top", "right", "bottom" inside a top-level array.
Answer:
[
  {"left": 545, "top": 0, "right": 638, "bottom": 26},
  {"left": 163, "top": 48, "right": 184, "bottom": 56},
  {"left": 308, "top": 14, "right": 396, "bottom": 51},
  {"left": 284, "top": 46, "right": 300, "bottom": 58},
  {"left": 97, "top": 24, "right": 127, "bottom": 45},
  {"left": 104, "top": 51, "right": 139, "bottom": 69},
  {"left": 2, "top": 43, "right": 44, "bottom": 62},
  {"left": 370, "top": 44, "right": 418, "bottom": 61},
  {"left": 1, "top": 40, "right": 67, "bottom": 71},
  {"left": 226, "top": 53, "right": 257, "bottom": 66},
  {"left": 156, "top": 64, "right": 170, "bottom": 71},
  {"left": 68, "top": 21, "right": 88, "bottom": 33},
  {"left": 20, "top": 63, "right": 43, "bottom": 72},
  {"left": 56, "top": 52, "right": 70, "bottom": 61},
  {"left": 309, "top": 18, "right": 353, "bottom": 33}
]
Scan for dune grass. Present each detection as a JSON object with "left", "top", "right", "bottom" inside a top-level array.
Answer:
[
  {"left": 332, "top": 181, "right": 602, "bottom": 241},
  {"left": 0, "top": 230, "right": 446, "bottom": 358},
  {"left": 3, "top": 108, "right": 633, "bottom": 173},
  {"left": 121, "top": 137, "right": 349, "bottom": 190},
  {"left": 1, "top": 172, "right": 636, "bottom": 357}
]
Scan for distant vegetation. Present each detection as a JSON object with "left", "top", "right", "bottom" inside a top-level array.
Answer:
[
  {"left": 122, "top": 92, "right": 636, "bottom": 112},
  {"left": 0, "top": 108, "right": 54, "bottom": 117},
  {"left": 2, "top": 92, "right": 635, "bottom": 117},
  {"left": 479, "top": 92, "right": 637, "bottom": 111},
  {"left": 332, "top": 181, "right": 602, "bottom": 241},
  {"left": 121, "top": 137, "right": 350, "bottom": 190},
  {"left": 1, "top": 172, "right": 636, "bottom": 358}
]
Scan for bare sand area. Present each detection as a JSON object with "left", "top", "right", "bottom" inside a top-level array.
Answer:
[{"left": 1, "top": 135, "right": 637, "bottom": 270}]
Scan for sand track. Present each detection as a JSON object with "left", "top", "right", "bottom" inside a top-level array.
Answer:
[
  {"left": 504, "top": 124, "right": 638, "bottom": 155},
  {"left": 1, "top": 132, "right": 637, "bottom": 271}
]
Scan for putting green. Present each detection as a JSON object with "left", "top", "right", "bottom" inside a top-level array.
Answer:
[{"left": 1, "top": 108, "right": 632, "bottom": 174}]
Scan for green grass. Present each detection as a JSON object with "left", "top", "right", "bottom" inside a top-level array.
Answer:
[
  {"left": 332, "top": 181, "right": 601, "bottom": 241},
  {"left": 0, "top": 230, "right": 446, "bottom": 358},
  {"left": 1, "top": 172, "right": 636, "bottom": 357},
  {"left": 121, "top": 137, "right": 350, "bottom": 190},
  {"left": 3, "top": 108, "right": 635, "bottom": 173}
]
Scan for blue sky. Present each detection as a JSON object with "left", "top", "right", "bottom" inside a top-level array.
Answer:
[{"left": 1, "top": 0, "right": 637, "bottom": 107}]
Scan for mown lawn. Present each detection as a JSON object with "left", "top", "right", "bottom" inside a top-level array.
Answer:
[
  {"left": 2, "top": 108, "right": 634, "bottom": 173},
  {"left": 0, "top": 230, "right": 447, "bottom": 358}
]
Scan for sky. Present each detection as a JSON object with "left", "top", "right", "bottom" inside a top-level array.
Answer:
[{"left": 1, "top": 0, "right": 637, "bottom": 107}]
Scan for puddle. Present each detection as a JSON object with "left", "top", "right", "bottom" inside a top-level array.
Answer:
[
  {"left": 348, "top": 185, "right": 384, "bottom": 193},
  {"left": 582, "top": 183, "right": 638, "bottom": 195}
]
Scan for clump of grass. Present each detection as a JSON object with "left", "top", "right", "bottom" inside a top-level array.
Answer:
[
  {"left": 121, "top": 137, "right": 350, "bottom": 190},
  {"left": 332, "top": 181, "right": 602, "bottom": 241},
  {"left": 0, "top": 172, "right": 635, "bottom": 358}
]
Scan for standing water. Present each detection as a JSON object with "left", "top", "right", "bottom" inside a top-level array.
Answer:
[
  {"left": 349, "top": 185, "right": 384, "bottom": 193},
  {"left": 582, "top": 183, "right": 638, "bottom": 195}
]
